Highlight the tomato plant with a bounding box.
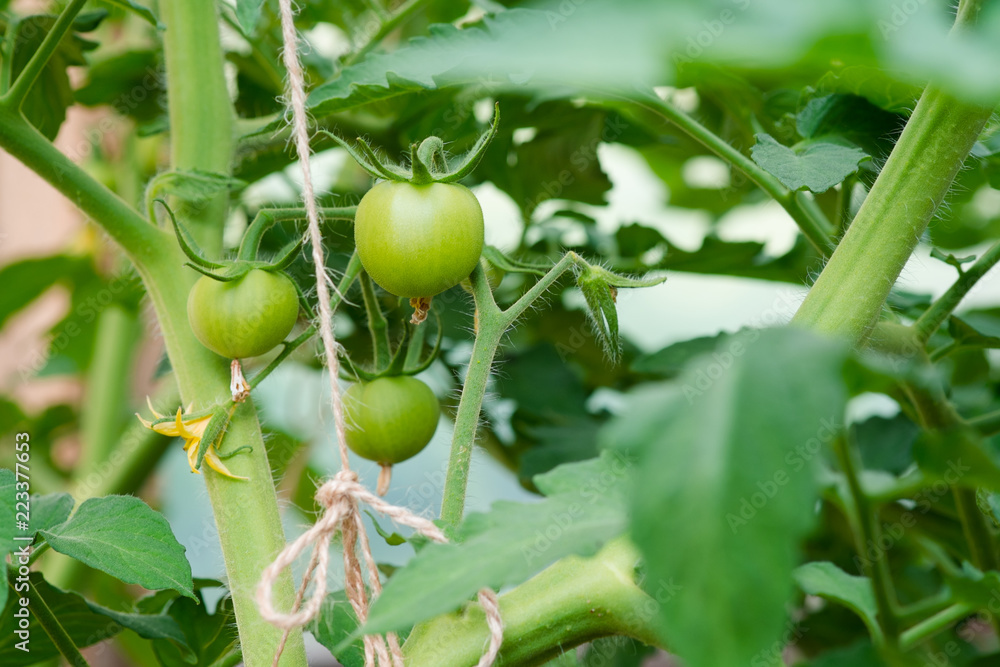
[354,182,484,298]
[5,1,1000,667]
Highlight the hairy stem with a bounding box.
[361,272,391,369]
[899,603,976,651]
[625,94,834,254]
[793,82,992,342]
[158,1,305,664]
[0,110,166,267]
[439,264,505,530]
[913,239,1000,343]
[403,539,662,666]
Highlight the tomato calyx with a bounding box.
[324,103,500,186]
[157,199,304,284]
[342,311,443,384]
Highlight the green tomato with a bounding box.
[187,269,299,359]
[343,376,440,465]
[354,181,485,298]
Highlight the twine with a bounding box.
[255,2,503,665]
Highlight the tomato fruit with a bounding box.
[343,376,439,465]
[354,181,484,298]
[187,269,299,359]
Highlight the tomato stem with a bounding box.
[403,538,663,665]
[439,263,504,530]
[620,92,835,255]
[912,239,1000,343]
[440,252,585,530]
[361,272,392,368]
[0,0,88,110]
[792,83,993,342]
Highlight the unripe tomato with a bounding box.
[343,376,440,465]
[354,181,484,298]
[187,269,299,359]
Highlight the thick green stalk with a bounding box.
[793,83,993,342]
[157,1,305,664]
[78,305,140,474]
[403,539,662,666]
[0,110,166,266]
[913,239,1000,343]
[159,0,233,251]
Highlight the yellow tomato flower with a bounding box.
[138,400,246,480]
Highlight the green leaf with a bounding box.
[809,641,883,667]
[236,0,266,35]
[630,333,731,378]
[0,573,122,665]
[9,12,105,140]
[362,451,630,635]
[365,510,407,546]
[751,133,869,193]
[84,599,188,644]
[816,66,921,113]
[99,0,161,28]
[607,328,849,667]
[150,595,240,666]
[75,49,166,123]
[0,469,18,558]
[854,414,919,475]
[147,169,247,206]
[793,562,881,640]
[38,495,195,598]
[310,591,366,667]
[29,492,74,535]
[913,428,998,489]
[0,256,91,329]
[948,316,1000,350]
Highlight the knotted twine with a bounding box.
[255,2,504,666]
